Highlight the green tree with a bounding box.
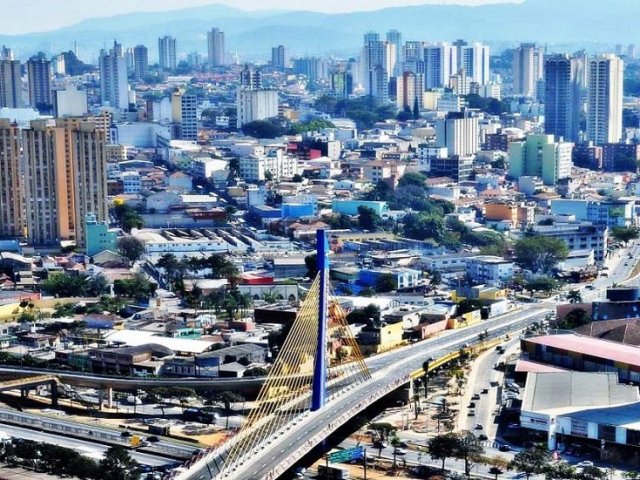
[368,422,397,442]
[117,236,145,264]
[612,227,640,245]
[453,430,485,477]
[241,118,285,139]
[576,466,606,480]
[567,289,583,304]
[402,212,444,241]
[398,172,427,188]
[427,433,459,471]
[156,253,186,291]
[558,307,592,329]
[375,273,396,293]
[99,446,138,480]
[514,236,569,273]
[113,273,156,299]
[214,391,245,429]
[389,434,401,467]
[41,273,108,297]
[525,276,558,293]
[357,205,382,231]
[429,270,442,289]
[544,461,576,479]
[413,96,420,119]
[289,119,335,134]
[489,466,505,480]
[346,304,381,324]
[508,445,551,480]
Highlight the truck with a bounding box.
[182,408,216,425]
[317,465,349,480]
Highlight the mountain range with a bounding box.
[1,0,638,63]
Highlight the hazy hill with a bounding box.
[1,0,637,62]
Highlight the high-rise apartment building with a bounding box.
[237,89,278,128]
[133,44,149,81]
[240,65,262,90]
[0,119,25,237]
[424,43,457,89]
[544,54,582,143]
[587,54,623,145]
[23,118,107,247]
[386,30,402,74]
[159,36,177,70]
[207,28,225,67]
[363,40,395,101]
[509,134,573,186]
[396,71,423,111]
[171,89,198,141]
[513,43,545,98]
[456,41,490,85]
[330,71,354,99]
[271,45,288,70]
[26,56,52,114]
[99,41,129,110]
[292,57,328,82]
[435,110,479,157]
[124,48,134,74]
[0,59,22,108]
[23,120,68,245]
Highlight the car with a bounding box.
[478,434,488,441]
[394,448,407,455]
[147,435,160,443]
[508,423,520,429]
[121,431,132,437]
[481,388,489,394]
[468,410,476,416]
[577,461,594,468]
[468,402,476,408]
[499,444,512,452]
[586,285,595,290]
[474,423,483,430]
[472,394,481,400]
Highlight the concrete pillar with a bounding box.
[98,389,103,410]
[548,419,557,451]
[106,387,113,409]
[50,381,58,407]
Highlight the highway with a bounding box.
[0,423,172,467]
[181,305,552,480]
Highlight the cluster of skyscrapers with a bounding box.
[359,31,492,108]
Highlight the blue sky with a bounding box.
[1,0,517,35]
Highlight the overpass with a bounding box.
[174,305,549,480]
[170,230,553,480]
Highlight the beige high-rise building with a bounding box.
[23,118,107,247]
[0,119,25,237]
[23,120,68,245]
[69,121,108,248]
[587,54,624,145]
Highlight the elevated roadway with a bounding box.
[176,304,551,480]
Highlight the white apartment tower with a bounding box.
[207,28,225,67]
[513,43,545,98]
[159,36,177,70]
[236,89,278,128]
[587,54,623,145]
[99,41,129,110]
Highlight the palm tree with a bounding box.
[429,270,443,290]
[489,467,504,480]
[389,434,401,468]
[567,289,583,304]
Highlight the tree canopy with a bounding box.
[514,236,568,273]
[41,273,109,298]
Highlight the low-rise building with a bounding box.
[465,256,514,285]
